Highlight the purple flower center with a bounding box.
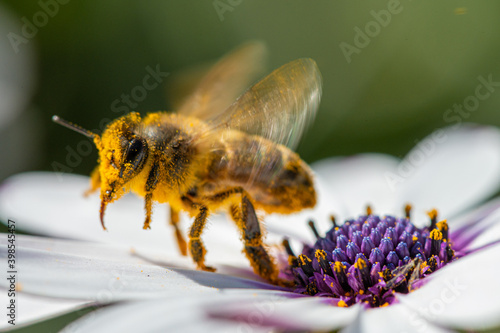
[283,206,459,308]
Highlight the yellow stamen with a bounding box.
[334,261,345,273]
[429,229,443,241]
[298,254,312,266]
[338,300,348,307]
[366,205,373,216]
[427,209,438,220]
[405,204,412,218]
[354,257,367,270]
[436,220,448,231]
[315,249,327,262]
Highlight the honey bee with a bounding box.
[52,42,322,284]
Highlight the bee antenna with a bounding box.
[52,115,99,139]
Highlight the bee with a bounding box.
[52,42,322,284]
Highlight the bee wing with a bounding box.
[176,41,267,120]
[191,58,321,187]
[207,58,322,150]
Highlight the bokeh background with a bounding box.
[1,1,500,331]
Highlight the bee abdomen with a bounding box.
[209,132,316,214]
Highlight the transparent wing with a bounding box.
[192,58,322,187]
[207,58,322,150]
[176,41,267,120]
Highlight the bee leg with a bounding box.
[170,206,187,256]
[84,166,101,197]
[188,203,215,272]
[237,196,280,284]
[143,160,160,230]
[143,193,153,230]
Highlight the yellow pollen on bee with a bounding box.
[430,229,443,241]
[338,300,348,307]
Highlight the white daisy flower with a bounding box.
[2,124,500,332]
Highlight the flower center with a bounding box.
[282,205,459,308]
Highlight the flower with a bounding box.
[2,124,500,332]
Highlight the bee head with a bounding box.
[52,113,149,204]
[98,112,149,203]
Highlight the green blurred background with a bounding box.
[1,0,500,331]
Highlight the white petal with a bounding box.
[395,125,500,225]
[0,289,89,330]
[0,234,276,301]
[454,204,500,250]
[447,197,500,230]
[312,154,400,219]
[0,172,248,266]
[63,290,358,333]
[62,290,295,333]
[209,294,360,331]
[340,303,451,333]
[400,242,500,330]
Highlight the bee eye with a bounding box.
[119,138,148,179]
[124,138,144,162]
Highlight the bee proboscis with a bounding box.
[53,42,322,284]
